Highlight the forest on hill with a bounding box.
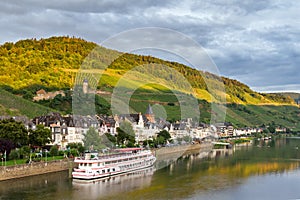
[0,36,298,130]
[0,36,294,104]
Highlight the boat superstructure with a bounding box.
[72,148,156,180]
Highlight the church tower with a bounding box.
[145,104,155,123]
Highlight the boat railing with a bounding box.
[74,151,152,161]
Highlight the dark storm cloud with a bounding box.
[0,0,299,92]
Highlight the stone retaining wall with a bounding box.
[154,143,213,162]
[0,160,73,181]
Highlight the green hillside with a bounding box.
[0,36,294,105]
[0,36,299,130]
[0,88,55,118]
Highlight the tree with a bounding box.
[99,133,116,148]
[116,128,127,145]
[19,145,31,159]
[268,125,276,134]
[0,119,29,147]
[182,135,192,143]
[29,124,51,147]
[119,121,135,137]
[0,138,14,159]
[83,127,102,151]
[67,142,85,154]
[104,133,117,144]
[157,130,171,140]
[116,121,135,146]
[156,130,171,145]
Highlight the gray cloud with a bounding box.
[0,0,299,92]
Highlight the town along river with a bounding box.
[1,137,300,200]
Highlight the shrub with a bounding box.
[70,149,79,157]
[19,146,30,159]
[9,149,19,160]
[58,150,65,156]
[49,145,59,156]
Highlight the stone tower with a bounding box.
[83,78,88,94]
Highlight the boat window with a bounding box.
[89,163,92,167]
[102,170,105,173]
[112,168,115,172]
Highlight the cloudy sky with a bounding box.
[1,0,300,93]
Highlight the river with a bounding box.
[1,137,300,200]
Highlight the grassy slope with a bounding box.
[0,88,55,118]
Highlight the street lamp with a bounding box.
[44,149,48,166]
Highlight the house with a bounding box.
[33,113,100,150]
[33,89,65,101]
[98,115,119,135]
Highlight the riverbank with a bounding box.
[0,143,212,181]
[0,159,73,181]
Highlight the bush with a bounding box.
[58,150,65,156]
[49,145,59,156]
[67,142,85,153]
[70,148,79,157]
[42,151,50,157]
[9,149,19,160]
[20,146,31,158]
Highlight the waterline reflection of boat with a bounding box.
[72,167,155,199]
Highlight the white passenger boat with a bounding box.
[72,148,156,180]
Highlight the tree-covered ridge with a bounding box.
[0,36,295,105]
[0,36,94,89]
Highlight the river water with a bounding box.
[1,138,300,200]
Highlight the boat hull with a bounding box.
[72,163,154,180]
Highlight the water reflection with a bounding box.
[108,138,300,200]
[1,138,300,200]
[71,167,155,200]
[0,171,72,200]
